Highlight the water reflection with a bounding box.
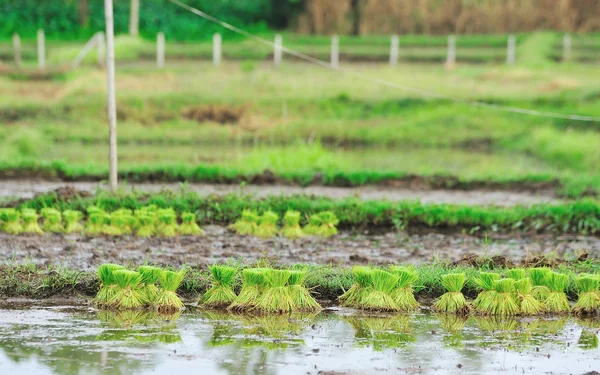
[345,314,415,351]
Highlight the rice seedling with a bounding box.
[573,274,600,315]
[514,278,544,315]
[339,266,373,307]
[545,272,571,314]
[135,209,156,237]
[21,208,43,234]
[179,212,205,235]
[156,208,178,237]
[281,210,304,239]
[40,208,63,233]
[202,265,238,308]
[101,212,124,236]
[304,211,339,237]
[360,269,400,311]
[255,269,295,313]
[110,209,136,235]
[255,210,279,238]
[488,279,520,316]
[86,210,108,235]
[389,266,419,311]
[229,210,260,235]
[62,210,84,233]
[138,266,164,305]
[529,268,551,301]
[578,329,599,350]
[110,269,145,309]
[229,268,267,311]
[95,263,126,307]
[156,269,186,313]
[302,213,322,235]
[506,268,526,281]
[473,272,501,314]
[434,273,471,314]
[0,208,22,235]
[286,270,321,311]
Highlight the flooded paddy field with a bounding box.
[0,303,598,375]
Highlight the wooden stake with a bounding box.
[390,34,399,66]
[12,33,21,68]
[157,32,165,68]
[274,34,282,67]
[213,33,221,67]
[104,0,118,191]
[331,35,339,68]
[507,34,516,65]
[37,29,45,70]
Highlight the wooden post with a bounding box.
[129,0,139,36]
[390,34,399,66]
[331,34,339,68]
[37,29,45,70]
[97,32,105,67]
[12,33,21,68]
[213,33,221,67]
[445,35,456,69]
[157,32,165,68]
[563,34,571,62]
[104,0,118,192]
[507,34,516,65]
[274,34,282,67]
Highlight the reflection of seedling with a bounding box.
[514,278,545,315]
[111,270,145,309]
[202,265,237,308]
[578,329,599,350]
[437,314,467,349]
[361,270,400,311]
[506,268,526,281]
[63,210,83,233]
[179,212,205,235]
[156,208,178,237]
[281,210,304,239]
[346,315,415,351]
[434,273,471,314]
[229,268,267,311]
[256,210,279,238]
[41,208,63,233]
[339,266,373,307]
[256,269,294,313]
[573,274,600,315]
[157,269,186,313]
[473,272,500,314]
[229,210,259,235]
[545,272,571,314]
[476,315,519,332]
[138,266,163,305]
[21,208,43,234]
[529,268,551,301]
[390,266,419,311]
[95,263,125,307]
[489,279,520,316]
[287,270,321,311]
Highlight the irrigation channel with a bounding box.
[0,302,598,375]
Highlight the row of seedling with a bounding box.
[229,210,339,238]
[340,266,600,316]
[201,265,321,313]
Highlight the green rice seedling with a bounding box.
[156,208,178,237]
[360,269,400,311]
[545,272,571,314]
[255,269,295,313]
[138,266,164,305]
[40,208,63,233]
[62,210,83,233]
[86,210,107,235]
[110,270,145,309]
[281,210,304,239]
[489,279,520,316]
[156,269,186,313]
[573,274,600,315]
[306,211,339,237]
[229,268,267,311]
[179,212,205,235]
[529,268,551,301]
[506,269,526,281]
[229,210,259,235]
[302,213,322,235]
[514,278,544,315]
[287,270,321,311]
[473,272,501,314]
[389,266,419,311]
[339,266,373,307]
[135,209,157,237]
[202,265,238,308]
[101,212,123,236]
[1,208,22,235]
[111,209,135,235]
[21,208,43,234]
[434,273,471,314]
[255,210,279,238]
[95,263,126,307]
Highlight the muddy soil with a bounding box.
[1,228,598,269]
[0,180,560,206]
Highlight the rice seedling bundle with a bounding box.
[229,268,267,311]
[179,212,205,235]
[229,210,259,235]
[573,274,600,315]
[95,263,126,307]
[0,208,22,235]
[157,208,178,237]
[473,272,500,314]
[281,210,304,239]
[506,269,526,281]
[101,212,124,236]
[360,269,400,311]
[255,269,295,313]
[339,266,373,307]
[62,210,83,233]
[202,265,237,308]
[41,208,63,233]
[135,209,157,237]
[309,211,339,237]
[86,210,108,235]
[529,268,551,301]
[138,266,164,305]
[489,279,520,316]
[110,270,145,309]
[286,270,321,311]
[110,209,135,235]
[255,210,279,238]
[389,266,420,311]
[514,278,545,315]
[157,269,186,313]
[302,213,322,235]
[21,208,43,234]
[434,273,470,314]
[545,272,571,313]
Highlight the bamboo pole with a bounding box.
[105,0,118,191]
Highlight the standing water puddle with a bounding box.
[0,304,598,374]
